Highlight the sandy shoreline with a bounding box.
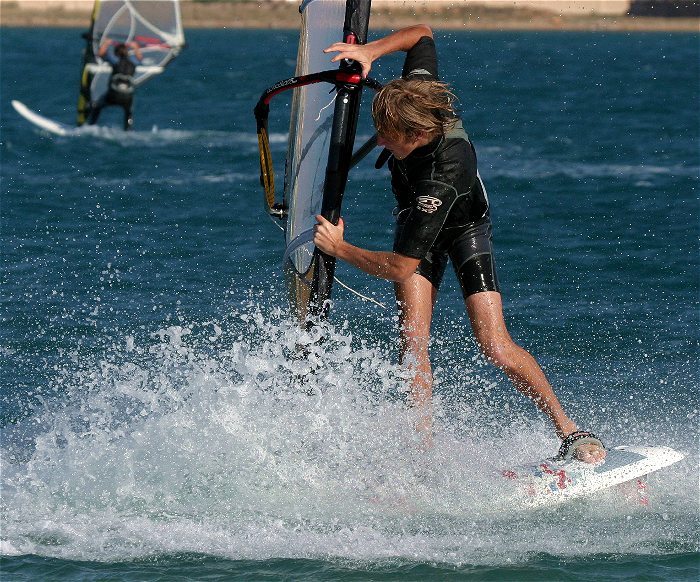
[0,1,698,31]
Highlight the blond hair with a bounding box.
[371,78,457,141]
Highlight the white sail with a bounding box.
[284,0,347,284]
[254,0,372,320]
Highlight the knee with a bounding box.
[479,338,519,371]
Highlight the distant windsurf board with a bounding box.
[502,445,684,509]
[12,100,72,136]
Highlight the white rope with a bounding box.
[333,275,387,309]
[267,213,285,231]
[315,92,338,122]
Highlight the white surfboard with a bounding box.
[11,100,73,136]
[502,445,685,509]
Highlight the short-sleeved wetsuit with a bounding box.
[387,36,500,299]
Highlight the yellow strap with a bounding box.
[76,67,91,125]
[77,0,101,126]
[257,128,275,211]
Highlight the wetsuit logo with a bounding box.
[416,196,442,213]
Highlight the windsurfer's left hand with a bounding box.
[313,215,345,257]
[323,42,374,78]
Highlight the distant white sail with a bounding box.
[77,0,185,125]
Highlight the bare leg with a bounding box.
[87,101,103,125]
[394,273,438,444]
[465,291,605,462]
[123,103,134,131]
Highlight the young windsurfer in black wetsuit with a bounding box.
[313,25,606,463]
[87,41,143,131]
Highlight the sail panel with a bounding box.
[284,0,347,281]
[283,0,372,321]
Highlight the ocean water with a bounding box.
[1,26,698,581]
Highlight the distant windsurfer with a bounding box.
[313,25,606,463]
[87,40,143,131]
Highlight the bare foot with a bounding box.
[414,410,433,451]
[558,431,606,463]
[574,442,607,464]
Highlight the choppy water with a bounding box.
[1,27,698,581]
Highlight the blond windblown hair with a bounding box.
[371,78,457,141]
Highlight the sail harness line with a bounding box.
[315,92,338,122]
[334,278,386,309]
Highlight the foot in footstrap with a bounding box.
[556,430,606,463]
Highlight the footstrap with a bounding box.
[556,431,605,461]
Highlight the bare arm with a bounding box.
[324,24,433,78]
[97,41,111,58]
[128,41,143,61]
[314,215,420,282]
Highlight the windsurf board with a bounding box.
[11,100,72,136]
[502,445,685,508]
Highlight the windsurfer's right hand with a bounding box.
[323,43,374,78]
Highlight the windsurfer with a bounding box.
[313,24,606,464]
[87,40,143,131]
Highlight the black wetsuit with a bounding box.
[388,36,500,298]
[87,51,138,131]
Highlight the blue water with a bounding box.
[1,27,698,581]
